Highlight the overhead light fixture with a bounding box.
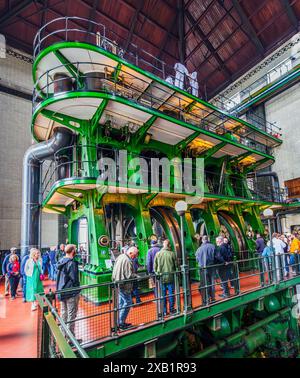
[144,133,152,144]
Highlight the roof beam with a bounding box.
[123,0,143,52]
[87,0,99,32]
[185,9,232,78]
[186,22,240,68]
[0,0,33,27]
[76,0,178,62]
[185,0,219,40]
[4,33,33,54]
[178,0,185,64]
[282,0,299,30]
[157,14,178,60]
[231,0,264,54]
[118,0,178,41]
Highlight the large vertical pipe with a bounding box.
[21,127,73,257]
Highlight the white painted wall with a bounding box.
[0,47,58,250]
[265,82,300,186]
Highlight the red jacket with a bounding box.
[7,261,20,276]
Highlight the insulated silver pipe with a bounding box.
[21,127,73,257]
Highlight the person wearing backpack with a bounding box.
[56,244,80,339]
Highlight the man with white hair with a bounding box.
[2,247,17,296]
[112,246,138,330]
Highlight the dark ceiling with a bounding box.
[1,0,300,98]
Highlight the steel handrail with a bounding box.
[32,61,276,150]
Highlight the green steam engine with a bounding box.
[23,17,300,358]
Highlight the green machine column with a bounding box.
[83,191,112,303]
[80,140,98,178]
[183,210,197,260]
[136,195,157,266]
[204,202,221,239]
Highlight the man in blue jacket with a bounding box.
[56,244,80,339]
[195,236,216,306]
[2,247,17,296]
[49,246,57,280]
[20,253,29,302]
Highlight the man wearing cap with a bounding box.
[146,239,161,295]
[146,240,160,275]
[154,239,178,315]
[2,247,17,296]
[112,246,138,330]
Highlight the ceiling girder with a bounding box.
[231,0,265,54]
[0,0,33,27]
[123,0,144,51]
[185,9,232,78]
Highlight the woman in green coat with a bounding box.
[25,248,44,311]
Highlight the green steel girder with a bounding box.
[53,50,84,88]
[141,193,158,209]
[200,141,227,159]
[57,187,86,205]
[41,109,85,135]
[184,100,197,113]
[229,151,253,164]
[243,158,270,174]
[212,199,229,211]
[174,131,201,154]
[91,99,109,135]
[32,41,282,147]
[33,91,275,167]
[44,204,66,215]
[44,313,77,358]
[90,278,300,358]
[112,62,122,81]
[133,115,157,147]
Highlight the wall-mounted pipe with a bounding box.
[21,127,73,257]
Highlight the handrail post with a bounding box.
[112,283,119,335]
[37,294,50,358]
[174,271,181,314]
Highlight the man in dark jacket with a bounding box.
[56,244,80,337]
[223,238,239,295]
[255,233,265,254]
[146,240,160,274]
[255,233,266,286]
[195,235,216,305]
[49,246,57,280]
[56,244,65,264]
[215,236,230,298]
[20,253,29,302]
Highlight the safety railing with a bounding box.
[212,51,300,117]
[41,144,285,204]
[32,59,280,149]
[33,16,187,93]
[211,94,281,137]
[36,251,300,356]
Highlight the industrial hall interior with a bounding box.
[2,0,300,361]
